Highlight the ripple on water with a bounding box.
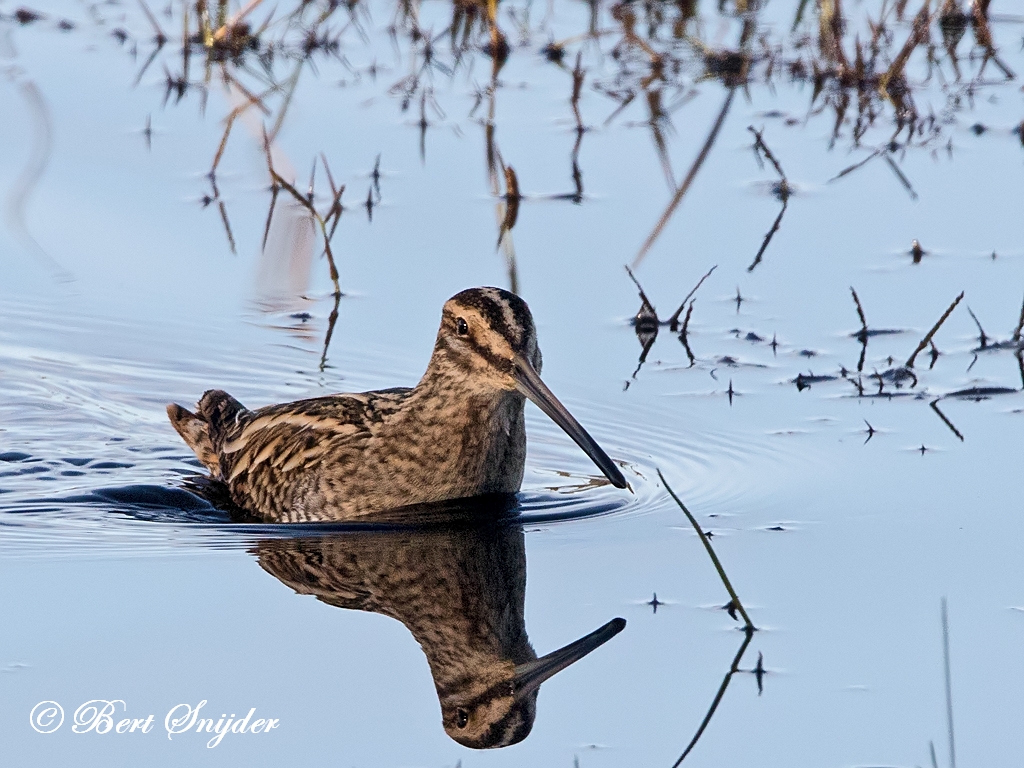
[0,299,799,557]
[0,411,798,557]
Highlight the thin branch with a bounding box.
[906,292,964,368]
[851,286,869,336]
[966,306,988,349]
[747,197,788,272]
[882,153,919,200]
[210,89,269,175]
[679,302,696,365]
[658,469,755,630]
[828,148,883,182]
[625,265,658,316]
[748,125,787,179]
[930,399,964,441]
[667,265,717,329]
[217,200,236,253]
[1013,293,1024,343]
[745,127,791,272]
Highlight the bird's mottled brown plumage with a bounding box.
[168,287,626,522]
[255,498,624,748]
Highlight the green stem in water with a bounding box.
[657,468,755,631]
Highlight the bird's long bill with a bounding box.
[513,618,626,698]
[512,354,628,489]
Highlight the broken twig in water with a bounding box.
[966,306,988,349]
[668,265,718,329]
[906,292,964,368]
[851,286,868,340]
[930,399,964,442]
[746,126,791,272]
[748,200,788,273]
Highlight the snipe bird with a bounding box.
[256,498,625,748]
[168,287,627,521]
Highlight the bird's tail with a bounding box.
[166,390,248,478]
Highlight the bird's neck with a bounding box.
[374,356,527,498]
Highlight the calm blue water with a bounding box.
[2,0,1024,765]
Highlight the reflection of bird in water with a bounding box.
[255,498,625,748]
[168,287,627,521]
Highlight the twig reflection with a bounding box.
[746,126,792,272]
[671,628,754,768]
[658,469,757,766]
[624,265,716,382]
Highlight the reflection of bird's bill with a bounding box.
[512,617,626,697]
[512,354,628,489]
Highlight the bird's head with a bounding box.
[432,287,627,489]
[440,617,626,749]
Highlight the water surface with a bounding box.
[2,0,1024,765]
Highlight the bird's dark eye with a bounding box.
[456,317,469,336]
[455,708,469,729]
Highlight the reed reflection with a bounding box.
[253,495,625,748]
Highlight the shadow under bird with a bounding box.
[168,287,628,521]
[255,497,625,748]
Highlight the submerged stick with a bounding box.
[906,292,963,368]
[658,469,755,630]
